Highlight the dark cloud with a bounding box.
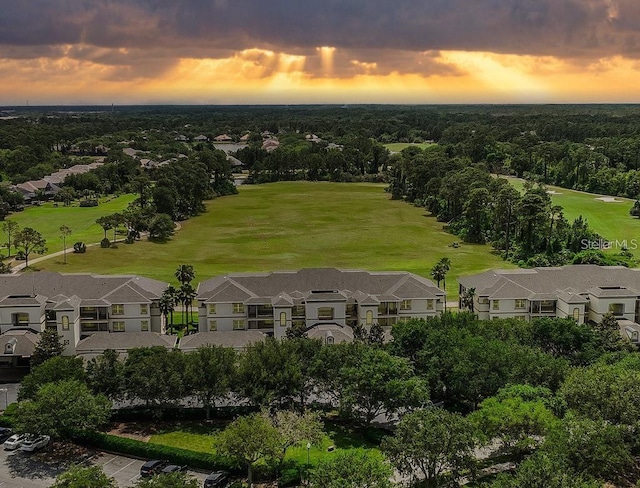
[0,0,639,64]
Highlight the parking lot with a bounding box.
[0,447,211,487]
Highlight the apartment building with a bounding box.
[0,272,167,365]
[196,268,446,345]
[458,265,640,341]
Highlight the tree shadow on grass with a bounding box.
[322,420,389,449]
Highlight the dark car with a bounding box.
[0,428,12,443]
[160,464,187,475]
[204,471,230,488]
[140,459,168,477]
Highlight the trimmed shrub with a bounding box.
[72,431,238,473]
[79,199,99,207]
[73,242,86,253]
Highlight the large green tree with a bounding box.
[86,349,125,402]
[382,408,477,488]
[30,328,65,368]
[309,449,393,488]
[1,220,19,257]
[20,355,85,400]
[215,413,281,486]
[185,344,237,420]
[14,226,47,267]
[124,347,186,406]
[14,380,111,440]
[51,465,117,488]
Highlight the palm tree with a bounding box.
[430,262,445,288]
[174,264,196,286]
[180,282,197,330]
[461,287,476,313]
[159,287,177,333]
[438,257,451,291]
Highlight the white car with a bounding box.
[19,435,50,452]
[3,433,27,450]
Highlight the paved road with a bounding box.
[0,447,211,487]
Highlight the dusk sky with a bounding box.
[1,0,640,105]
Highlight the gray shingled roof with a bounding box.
[75,332,176,353]
[0,272,166,305]
[459,265,640,299]
[1,330,38,357]
[197,268,444,304]
[179,331,266,350]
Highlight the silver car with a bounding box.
[3,433,27,450]
[20,435,50,452]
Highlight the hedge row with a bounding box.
[72,430,239,473]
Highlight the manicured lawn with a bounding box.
[4,194,135,256]
[148,420,383,466]
[36,182,510,300]
[384,142,435,152]
[503,177,639,258]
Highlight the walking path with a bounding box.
[10,222,182,273]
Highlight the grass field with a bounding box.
[4,194,136,255]
[384,142,435,152]
[503,177,639,258]
[148,420,382,467]
[35,182,509,300]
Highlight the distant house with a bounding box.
[214,134,233,142]
[174,134,188,142]
[14,180,60,201]
[262,138,280,152]
[305,134,321,143]
[227,155,244,170]
[458,265,640,340]
[239,133,251,142]
[193,135,209,142]
[196,268,446,346]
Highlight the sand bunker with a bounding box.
[595,196,623,203]
[547,190,562,195]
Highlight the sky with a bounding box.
[1,0,640,105]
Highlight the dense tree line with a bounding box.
[388,144,636,266]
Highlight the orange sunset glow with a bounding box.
[1,1,640,105]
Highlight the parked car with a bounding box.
[20,435,50,452]
[160,464,187,475]
[140,459,168,477]
[0,427,13,442]
[3,433,27,450]
[204,471,230,488]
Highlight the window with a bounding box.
[293,305,306,317]
[140,304,148,315]
[609,303,624,316]
[280,312,287,327]
[233,319,245,330]
[400,300,412,310]
[633,331,639,342]
[515,299,526,309]
[481,298,490,305]
[573,308,580,321]
[112,321,125,332]
[12,313,29,326]
[493,300,500,310]
[141,320,149,331]
[233,303,244,314]
[366,310,373,325]
[111,304,124,315]
[326,336,335,345]
[208,304,217,314]
[427,299,434,310]
[209,320,217,331]
[61,315,70,331]
[318,307,334,320]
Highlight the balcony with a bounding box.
[247,305,274,319]
[530,300,556,315]
[81,321,109,333]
